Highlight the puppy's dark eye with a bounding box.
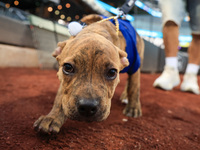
[63,63,74,75]
[106,69,117,80]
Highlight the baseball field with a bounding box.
[0,68,200,149]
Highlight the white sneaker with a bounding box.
[153,65,180,90]
[180,73,200,95]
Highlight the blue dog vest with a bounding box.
[102,16,140,75]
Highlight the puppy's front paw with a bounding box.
[33,115,62,134]
[123,105,142,118]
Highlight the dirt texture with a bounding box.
[0,68,200,150]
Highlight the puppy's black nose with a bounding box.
[77,99,98,117]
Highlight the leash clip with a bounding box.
[116,8,126,19]
[117,0,136,19]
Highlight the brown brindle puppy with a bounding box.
[34,14,144,133]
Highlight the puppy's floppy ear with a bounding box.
[52,40,67,58]
[116,47,129,70]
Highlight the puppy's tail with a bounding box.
[80,14,102,25]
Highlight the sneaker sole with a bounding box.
[180,87,200,95]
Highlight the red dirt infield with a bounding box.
[0,68,200,149]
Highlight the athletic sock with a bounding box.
[185,64,199,75]
[165,57,178,69]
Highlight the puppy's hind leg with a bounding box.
[34,85,66,134]
[123,69,142,118]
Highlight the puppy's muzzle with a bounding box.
[77,99,99,117]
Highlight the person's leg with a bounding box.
[181,34,200,94]
[153,0,186,90]
[160,0,186,68]
[163,21,179,58]
[188,34,200,65]
[181,35,200,95]
[162,21,179,69]
[186,0,200,65]
[180,0,200,94]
